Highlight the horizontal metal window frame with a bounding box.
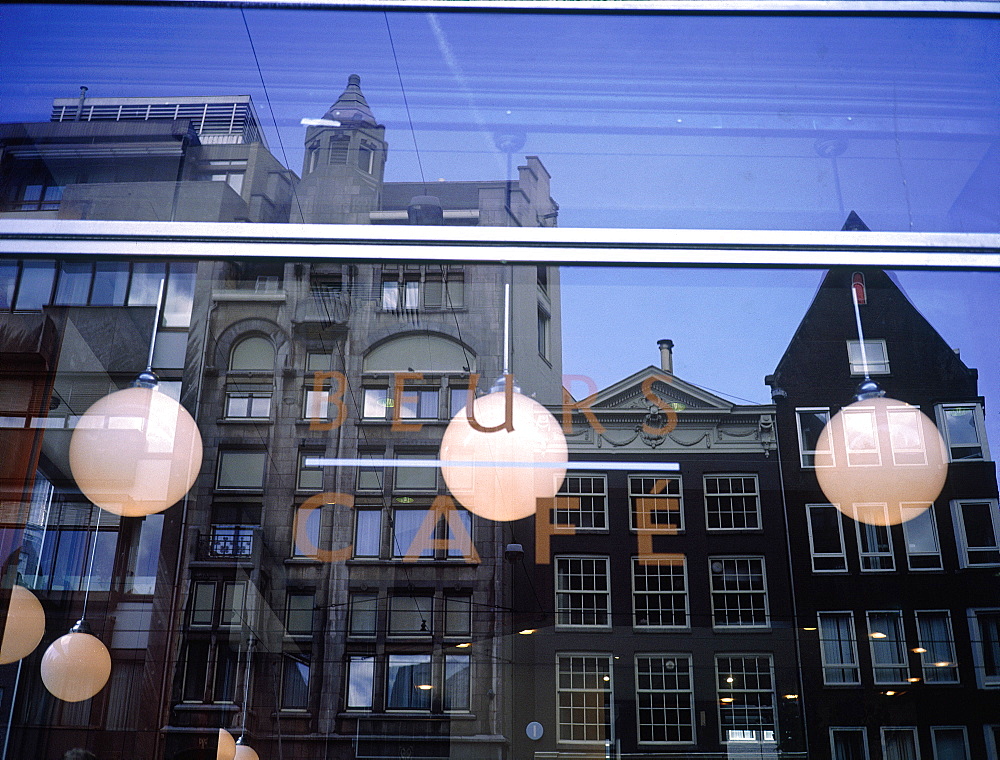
[148,1,1000,16]
[1,221,998,269]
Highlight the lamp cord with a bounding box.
[80,506,101,621]
[851,285,870,380]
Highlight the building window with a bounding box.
[12,181,63,211]
[556,654,612,743]
[936,403,989,462]
[830,728,870,760]
[796,408,833,467]
[388,595,433,636]
[705,474,760,530]
[297,451,324,491]
[930,727,971,760]
[552,474,608,531]
[216,450,266,491]
[393,453,438,492]
[444,654,471,712]
[716,655,775,743]
[225,385,272,419]
[189,582,216,627]
[847,339,890,375]
[328,135,350,164]
[881,728,918,760]
[293,505,321,559]
[303,382,332,421]
[345,655,375,710]
[635,654,694,744]
[538,307,551,359]
[305,351,333,372]
[357,145,374,173]
[348,592,378,638]
[280,654,310,710]
[353,510,382,558]
[286,593,315,636]
[444,594,472,637]
[362,387,390,419]
[629,475,683,533]
[208,525,254,558]
[229,336,275,372]
[866,611,908,684]
[807,504,848,572]
[381,266,463,312]
[969,609,1000,688]
[398,387,440,420]
[709,557,769,628]
[632,556,688,629]
[356,451,385,492]
[915,611,959,683]
[818,612,860,685]
[855,514,895,571]
[902,505,943,570]
[386,654,432,711]
[986,725,1000,760]
[391,508,472,560]
[181,640,242,704]
[555,556,611,627]
[951,500,1000,567]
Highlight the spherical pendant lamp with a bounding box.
[234,739,260,760]
[69,378,202,518]
[39,620,112,702]
[217,729,237,760]
[440,388,567,522]
[815,396,947,526]
[0,584,46,664]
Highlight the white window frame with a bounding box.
[854,509,896,572]
[224,387,272,419]
[818,611,860,685]
[901,504,943,571]
[935,403,990,462]
[951,499,1000,568]
[629,474,683,533]
[930,726,971,760]
[880,728,920,760]
[968,608,1000,689]
[866,610,909,684]
[555,556,612,628]
[715,655,776,745]
[796,407,833,468]
[631,555,689,629]
[553,473,609,532]
[634,654,695,745]
[704,473,761,531]
[847,338,890,375]
[986,724,1000,760]
[709,556,770,629]
[914,610,960,683]
[807,503,848,572]
[556,653,613,745]
[830,728,870,760]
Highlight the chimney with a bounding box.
[75,86,88,121]
[407,196,444,225]
[657,339,674,374]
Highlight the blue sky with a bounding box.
[1,4,997,440]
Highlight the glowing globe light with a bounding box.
[0,584,46,664]
[234,742,260,760]
[440,390,567,522]
[40,622,112,702]
[217,729,237,760]
[69,386,203,517]
[815,397,947,526]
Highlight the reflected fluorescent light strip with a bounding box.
[300,117,341,127]
[305,457,680,471]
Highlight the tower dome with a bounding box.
[323,74,377,126]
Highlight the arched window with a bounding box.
[230,336,275,371]
[362,334,473,373]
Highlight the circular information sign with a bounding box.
[525,722,544,741]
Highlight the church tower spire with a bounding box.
[292,74,388,224]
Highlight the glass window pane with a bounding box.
[162,262,196,327]
[444,655,471,711]
[281,655,310,710]
[13,260,55,311]
[354,510,381,558]
[53,261,92,305]
[90,261,130,305]
[128,262,166,306]
[394,453,437,491]
[286,593,315,635]
[347,656,375,710]
[445,595,472,636]
[230,336,274,371]
[217,450,266,489]
[190,582,215,626]
[349,593,378,636]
